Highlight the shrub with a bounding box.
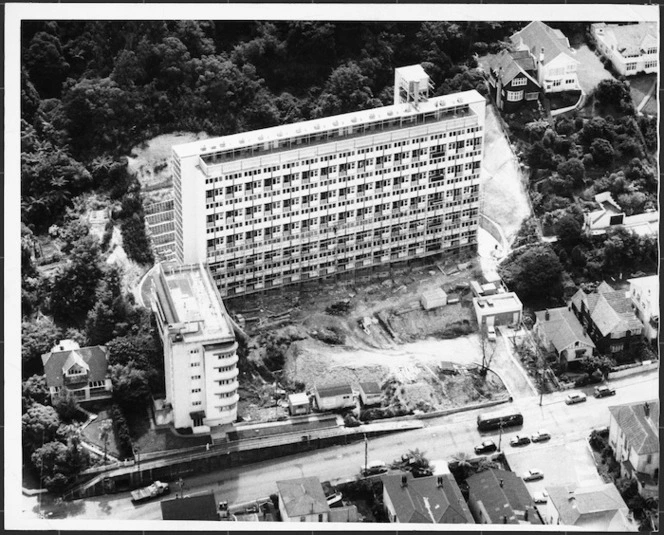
[110,403,133,458]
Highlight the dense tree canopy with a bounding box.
[499,244,564,301]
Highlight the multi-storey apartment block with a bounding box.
[151,262,238,432]
[172,66,486,297]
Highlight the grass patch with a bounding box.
[548,90,582,111]
[82,409,122,458]
[126,408,210,454]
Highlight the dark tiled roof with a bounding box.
[570,284,643,337]
[535,307,595,353]
[511,21,576,66]
[315,383,353,398]
[382,473,473,524]
[42,345,108,388]
[359,381,382,395]
[609,400,659,455]
[277,476,330,518]
[486,49,540,86]
[161,494,218,521]
[466,469,541,525]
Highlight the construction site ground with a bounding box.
[230,256,510,421]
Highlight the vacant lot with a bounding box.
[573,44,615,94]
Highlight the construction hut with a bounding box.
[421,288,448,310]
[288,392,311,416]
[359,382,383,406]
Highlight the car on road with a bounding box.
[594,386,616,398]
[487,325,497,342]
[474,440,498,455]
[565,392,587,405]
[533,490,549,504]
[523,469,544,482]
[360,460,388,477]
[531,429,551,443]
[510,435,531,447]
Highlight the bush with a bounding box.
[110,403,133,458]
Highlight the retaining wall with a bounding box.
[608,360,658,380]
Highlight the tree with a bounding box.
[24,31,70,98]
[22,317,61,378]
[590,138,615,167]
[312,61,381,118]
[498,244,564,301]
[86,266,131,345]
[478,326,497,375]
[557,158,585,187]
[31,440,69,491]
[555,215,583,249]
[52,389,81,423]
[109,363,151,409]
[99,419,113,463]
[22,375,50,412]
[594,79,635,115]
[451,451,473,479]
[22,403,61,451]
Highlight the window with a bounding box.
[566,79,575,84]
[626,62,637,71]
[506,90,524,102]
[610,343,624,353]
[318,514,324,522]
[193,417,204,427]
[647,454,652,464]
[552,80,562,87]
[192,401,202,406]
[645,60,657,69]
[525,92,539,101]
[191,375,201,380]
[512,77,527,87]
[192,388,202,393]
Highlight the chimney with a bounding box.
[545,310,550,321]
[401,474,408,488]
[525,509,529,522]
[437,476,444,488]
[644,402,650,417]
[503,515,508,524]
[539,47,545,63]
[499,479,504,488]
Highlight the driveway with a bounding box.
[572,44,615,95]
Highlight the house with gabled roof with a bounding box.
[358,381,382,406]
[382,473,474,524]
[592,22,658,76]
[276,476,330,522]
[481,49,542,112]
[313,383,355,411]
[545,482,636,530]
[608,400,659,499]
[534,306,595,363]
[510,21,580,93]
[466,468,542,525]
[570,282,644,356]
[41,339,112,403]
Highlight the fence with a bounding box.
[608,360,658,380]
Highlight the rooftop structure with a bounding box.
[160,494,218,521]
[277,476,330,522]
[609,400,659,456]
[534,306,595,360]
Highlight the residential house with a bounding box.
[608,400,659,499]
[382,473,474,524]
[534,306,596,363]
[161,493,219,521]
[545,483,636,531]
[570,282,644,356]
[510,21,580,93]
[41,339,112,403]
[358,382,382,406]
[288,392,311,416]
[591,22,658,76]
[313,383,355,411]
[473,292,523,327]
[627,275,659,342]
[483,49,542,112]
[584,192,659,236]
[276,476,330,522]
[466,468,542,525]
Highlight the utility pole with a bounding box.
[498,422,504,452]
[134,447,141,484]
[364,433,368,475]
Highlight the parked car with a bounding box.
[533,491,549,504]
[487,325,497,342]
[523,469,544,482]
[130,481,170,503]
[594,386,616,398]
[361,460,388,477]
[510,435,531,447]
[474,440,498,455]
[531,429,551,443]
[326,492,343,507]
[565,392,587,405]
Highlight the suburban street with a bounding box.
[23,370,657,524]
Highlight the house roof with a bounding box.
[41,342,108,388]
[486,49,540,87]
[288,392,309,405]
[466,469,541,524]
[546,483,631,530]
[593,22,658,58]
[570,285,643,338]
[277,477,330,518]
[609,400,659,455]
[359,381,382,395]
[315,383,353,398]
[535,306,595,353]
[160,494,218,521]
[382,473,473,524]
[595,192,622,212]
[511,21,578,66]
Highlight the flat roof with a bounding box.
[172,90,485,160]
[474,292,523,315]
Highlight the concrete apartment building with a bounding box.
[151,262,239,432]
[171,65,486,297]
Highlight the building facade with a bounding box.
[313,383,355,411]
[172,66,485,297]
[627,275,659,342]
[591,22,658,76]
[151,262,239,432]
[534,306,595,363]
[473,292,523,327]
[484,49,541,112]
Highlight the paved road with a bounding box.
[22,371,657,523]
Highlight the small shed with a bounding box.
[470,280,484,298]
[288,392,311,416]
[359,381,382,406]
[421,288,448,310]
[314,383,355,411]
[481,283,498,296]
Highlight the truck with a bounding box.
[131,481,170,503]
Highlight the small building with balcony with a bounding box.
[41,339,112,403]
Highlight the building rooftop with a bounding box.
[483,49,539,86]
[160,494,218,521]
[382,473,473,524]
[511,21,578,66]
[609,399,659,455]
[277,476,330,518]
[288,392,310,405]
[152,262,234,341]
[41,341,108,388]
[473,292,523,315]
[315,383,353,398]
[546,483,633,531]
[593,22,658,57]
[395,64,430,82]
[466,468,541,525]
[172,90,485,161]
[571,284,644,337]
[535,306,595,352]
[359,381,382,395]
